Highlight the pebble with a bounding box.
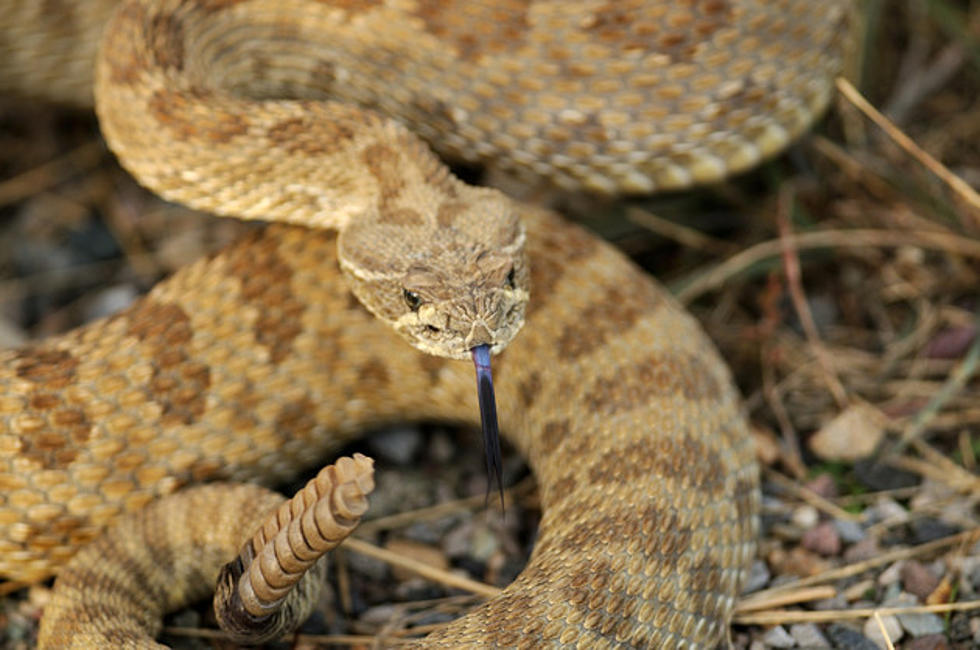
[877,560,905,587]
[761,625,795,648]
[825,623,879,650]
[345,545,389,582]
[808,402,886,461]
[404,515,457,545]
[369,470,432,517]
[910,517,961,545]
[898,611,946,637]
[84,284,139,321]
[903,634,950,650]
[863,613,904,648]
[443,519,500,563]
[844,537,880,563]
[789,622,830,647]
[801,521,841,556]
[901,560,942,600]
[855,460,919,491]
[834,518,867,544]
[368,426,423,465]
[865,498,909,525]
[970,616,980,643]
[742,559,771,594]
[791,505,820,529]
[804,473,838,499]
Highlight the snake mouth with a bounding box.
[471,344,503,508]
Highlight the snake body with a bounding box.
[0,0,849,646]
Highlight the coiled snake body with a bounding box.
[0,0,849,646]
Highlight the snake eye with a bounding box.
[506,266,516,289]
[403,289,422,311]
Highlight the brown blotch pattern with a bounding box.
[103,2,149,85]
[361,143,405,207]
[587,0,732,59]
[412,0,530,62]
[378,207,424,227]
[556,266,661,360]
[315,0,382,15]
[435,199,467,229]
[537,418,569,457]
[265,116,355,156]
[148,88,249,144]
[225,236,305,364]
[197,0,251,12]
[16,390,91,470]
[587,437,724,496]
[517,370,540,409]
[14,347,78,388]
[148,12,185,71]
[273,396,317,442]
[125,301,211,426]
[357,357,390,387]
[525,221,598,317]
[418,354,448,385]
[584,352,721,414]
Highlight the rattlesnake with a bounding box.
[0,0,849,646]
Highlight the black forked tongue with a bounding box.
[471,344,504,510]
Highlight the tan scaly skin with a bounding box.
[0,0,850,646]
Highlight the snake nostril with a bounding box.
[425,325,440,333]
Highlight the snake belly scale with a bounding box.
[0,0,849,646]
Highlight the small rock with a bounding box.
[789,622,830,647]
[742,559,771,594]
[804,473,838,499]
[878,560,905,587]
[84,284,139,321]
[813,593,850,611]
[925,325,976,359]
[855,460,919,491]
[761,625,795,648]
[358,603,400,625]
[346,544,391,582]
[865,498,909,525]
[903,634,950,650]
[808,401,887,462]
[792,505,820,529]
[834,518,867,544]
[428,430,454,463]
[910,518,961,545]
[844,537,881,563]
[443,519,500,563]
[767,546,829,578]
[901,560,942,600]
[368,426,423,465]
[897,611,946,638]
[825,623,879,650]
[751,426,781,465]
[970,616,980,643]
[801,521,841,556]
[864,613,904,648]
[404,515,457,545]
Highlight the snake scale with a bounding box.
[0,0,849,646]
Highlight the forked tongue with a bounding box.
[471,344,504,509]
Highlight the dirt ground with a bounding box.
[1,1,980,648]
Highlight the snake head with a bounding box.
[337,188,529,360]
